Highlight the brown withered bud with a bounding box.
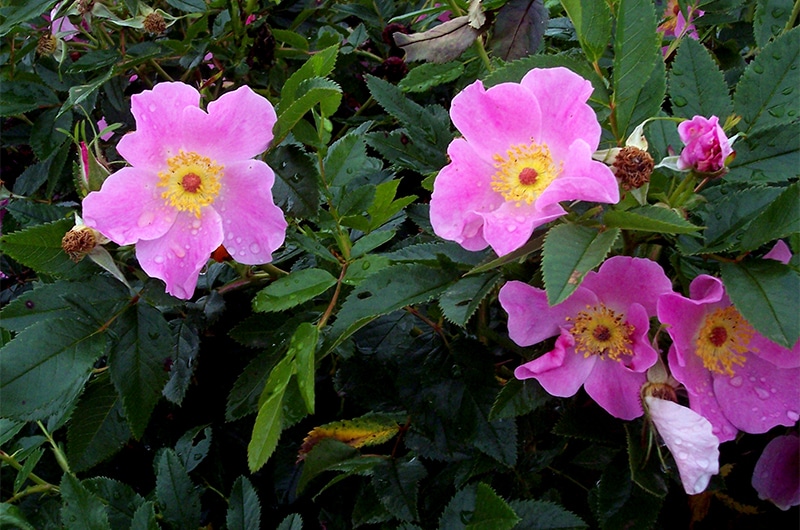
[612,146,654,191]
[62,226,98,262]
[144,12,167,34]
[37,34,58,56]
[78,0,94,15]
[644,383,678,403]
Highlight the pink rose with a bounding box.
[676,115,734,174]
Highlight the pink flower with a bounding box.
[658,0,704,39]
[677,115,734,173]
[429,68,619,256]
[82,82,287,299]
[657,259,800,442]
[752,434,800,510]
[644,395,720,495]
[49,3,79,40]
[499,257,672,419]
[96,117,113,141]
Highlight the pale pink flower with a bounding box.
[96,117,113,141]
[657,247,800,442]
[658,0,704,40]
[49,3,79,40]
[645,395,720,495]
[499,257,672,419]
[676,115,734,173]
[82,82,287,299]
[752,434,800,510]
[429,67,618,256]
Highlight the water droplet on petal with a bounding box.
[192,219,201,229]
[788,411,800,422]
[249,243,260,253]
[191,229,198,235]
[729,376,743,387]
[678,451,689,461]
[137,210,155,227]
[755,387,770,400]
[506,225,517,232]
[696,458,709,469]
[674,438,682,445]
[235,237,242,244]
[227,232,234,240]
[239,250,246,257]
[171,244,186,258]
[154,255,165,264]
[149,103,157,112]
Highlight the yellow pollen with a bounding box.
[695,306,754,376]
[158,150,223,217]
[490,143,562,205]
[568,304,634,360]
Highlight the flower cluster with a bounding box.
[82,82,287,299]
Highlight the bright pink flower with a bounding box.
[677,116,734,173]
[49,3,79,40]
[645,396,719,495]
[82,82,287,299]
[429,68,618,256]
[658,0,704,39]
[96,117,113,141]
[657,255,800,442]
[499,257,672,419]
[752,434,800,510]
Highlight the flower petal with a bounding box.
[537,139,619,209]
[480,200,564,256]
[583,256,673,316]
[515,332,596,398]
[181,85,278,164]
[135,209,223,299]
[450,80,542,162]
[82,167,174,245]
[214,160,287,264]
[116,82,201,170]
[752,434,800,511]
[583,359,646,419]
[645,396,720,495]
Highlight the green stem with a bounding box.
[148,59,174,82]
[37,421,70,474]
[474,37,493,73]
[4,483,59,504]
[0,451,50,487]
[785,0,800,33]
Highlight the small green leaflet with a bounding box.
[253,268,337,313]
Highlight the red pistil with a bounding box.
[709,326,728,347]
[181,173,202,193]
[593,325,611,342]
[518,167,538,185]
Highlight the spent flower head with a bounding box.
[429,67,619,257]
[82,82,287,299]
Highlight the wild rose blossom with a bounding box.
[752,434,800,510]
[82,82,287,299]
[429,67,619,256]
[644,395,720,495]
[657,243,800,442]
[499,257,672,419]
[658,0,704,40]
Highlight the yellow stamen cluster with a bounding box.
[695,306,754,376]
[568,304,634,360]
[490,142,562,205]
[158,150,222,217]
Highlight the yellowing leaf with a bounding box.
[298,413,404,460]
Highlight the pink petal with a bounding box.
[622,302,659,372]
[583,256,673,316]
[515,333,597,398]
[713,355,800,434]
[449,80,542,163]
[499,281,597,346]
[116,83,202,171]
[480,200,564,256]
[536,140,619,209]
[521,67,600,159]
[657,291,714,366]
[181,85,278,164]
[583,359,646,419]
[764,239,792,264]
[752,434,800,511]
[645,396,720,495]
[82,167,175,245]
[135,209,224,299]
[430,138,501,251]
[213,160,287,264]
[750,333,800,368]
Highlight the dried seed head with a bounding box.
[613,146,654,191]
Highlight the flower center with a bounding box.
[695,306,754,376]
[490,142,562,205]
[568,304,634,360]
[158,150,223,217]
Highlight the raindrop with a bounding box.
[250,243,260,253]
[192,219,201,229]
[239,250,246,257]
[154,255,165,264]
[361,261,371,270]
[752,63,764,74]
[149,104,157,112]
[672,95,688,107]
[137,210,155,227]
[235,237,243,244]
[772,8,786,17]
[782,86,794,95]
[729,376,743,387]
[767,105,786,118]
[788,411,800,422]
[678,451,689,461]
[227,232,234,240]
[193,453,202,461]
[25,300,35,309]
[755,387,770,400]
[506,225,517,232]
[191,229,198,236]
[674,438,683,445]
[696,458,709,469]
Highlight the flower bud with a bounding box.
[676,115,735,175]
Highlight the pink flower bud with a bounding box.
[677,115,734,174]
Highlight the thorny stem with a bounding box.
[318,262,348,329]
[405,306,449,349]
[4,484,59,504]
[546,465,590,493]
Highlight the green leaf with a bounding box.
[739,182,799,250]
[509,499,587,529]
[542,224,620,306]
[343,254,391,285]
[66,49,120,74]
[701,186,784,251]
[364,179,416,232]
[603,205,702,234]
[593,452,663,530]
[67,375,131,472]
[669,38,734,120]
[130,502,159,530]
[399,62,464,92]
[350,230,396,257]
[489,378,551,420]
[727,122,800,183]
[328,264,456,351]
[754,0,794,48]
[0,0,56,37]
[323,131,374,188]
[560,0,612,63]
[226,476,262,530]
[439,483,519,530]
[175,425,211,473]
[278,45,338,110]
[109,303,172,439]
[274,77,342,143]
[0,276,130,332]
[253,268,337,313]
[30,107,72,160]
[612,0,662,140]
[0,78,59,116]
[58,70,114,118]
[0,503,36,530]
[0,418,25,445]
[268,145,321,220]
[60,473,112,530]
[165,0,206,12]
[297,438,362,494]
[491,0,548,61]
[82,477,146,529]
[0,319,105,421]
[14,447,43,494]
[163,320,200,406]
[248,354,294,471]
[625,424,668,498]
[439,273,501,327]
[155,449,201,529]
[277,514,304,530]
[371,458,427,522]
[720,260,800,348]
[289,322,319,414]
[0,218,97,279]
[733,26,800,134]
